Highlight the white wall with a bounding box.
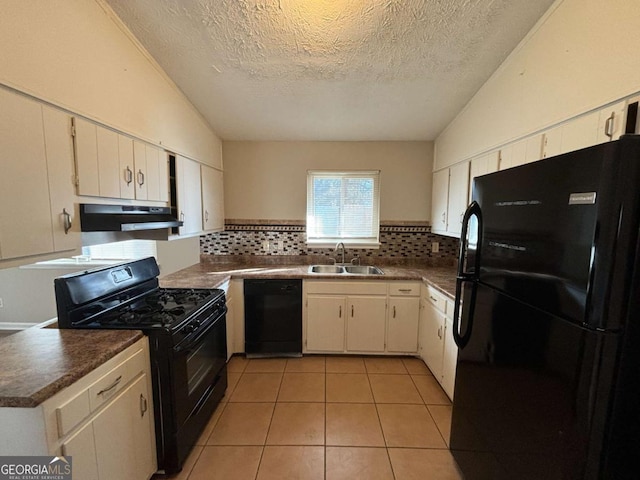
[435,0,640,169]
[223,141,433,222]
[0,0,222,166]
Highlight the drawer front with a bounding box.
[424,286,448,314]
[88,358,131,412]
[388,282,420,297]
[305,281,387,296]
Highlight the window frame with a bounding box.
[306,170,381,248]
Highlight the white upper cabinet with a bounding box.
[0,89,54,259]
[96,127,120,198]
[447,161,470,236]
[119,135,136,199]
[596,101,627,143]
[201,165,224,232]
[469,151,499,201]
[73,117,100,197]
[431,169,449,235]
[176,155,203,235]
[42,106,80,253]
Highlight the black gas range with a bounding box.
[55,257,227,474]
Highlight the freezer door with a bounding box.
[472,144,609,324]
[450,282,608,480]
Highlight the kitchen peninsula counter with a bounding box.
[0,328,143,407]
[160,259,457,298]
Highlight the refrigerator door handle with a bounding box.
[453,201,483,349]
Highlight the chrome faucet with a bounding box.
[334,242,346,265]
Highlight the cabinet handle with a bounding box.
[140,394,148,417]
[137,169,145,186]
[125,166,133,185]
[437,326,442,339]
[62,208,72,234]
[97,375,122,396]
[398,288,412,293]
[460,212,464,224]
[180,211,185,222]
[339,305,342,318]
[605,112,615,139]
[441,212,446,224]
[205,210,209,222]
[429,295,437,302]
[351,305,354,317]
[393,306,396,318]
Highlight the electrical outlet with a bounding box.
[262,241,270,252]
[431,242,440,253]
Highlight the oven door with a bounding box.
[169,310,227,471]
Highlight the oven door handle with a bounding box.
[174,309,227,353]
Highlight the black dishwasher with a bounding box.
[244,279,303,356]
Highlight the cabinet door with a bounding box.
[201,165,224,232]
[419,302,445,379]
[306,295,345,352]
[129,374,157,480]
[157,149,169,203]
[469,152,499,200]
[447,161,470,236]
[431,169,449,234]
[73,117,99,196]
[176,155,203,235]
[442,316,458,401]
[93,375,154,480]
[145,144,161,201]
[0,90,54,259]
[62,421,99,480]
[96,126,120,198]
[387,297,420,353]
[542,125,563,159]
[346,296,386,352]
[118,135,135,199]
[561,111,599,154]
[597,101,627,143]
[133,140,148,200]
[42,106,79,252]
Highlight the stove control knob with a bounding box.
[184,324,196,334]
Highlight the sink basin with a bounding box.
[344,265,384,275]
[308,265,384,275]
[308,265,345,274]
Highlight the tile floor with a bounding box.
[159,355,462,480]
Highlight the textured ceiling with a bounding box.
[105,0,555,141]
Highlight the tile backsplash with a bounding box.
[200,220,459,264]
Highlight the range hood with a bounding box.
[80,204,183,232]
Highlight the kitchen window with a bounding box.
[306,170,381,248]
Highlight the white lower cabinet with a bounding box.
[0,338,157,480]
[419,285,458,400]
[304,281,420,355]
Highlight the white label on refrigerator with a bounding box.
[568,192,596,205]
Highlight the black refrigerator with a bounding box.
[450,135,640,479]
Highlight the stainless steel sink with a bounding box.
[308,265,384,275]
[308,265,345,274]
[344,265,384,275]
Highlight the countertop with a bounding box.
[160,262,458,299]
[0,329,144,408]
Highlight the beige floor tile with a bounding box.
[221,371,242,403]
[277,373,325,402]
[163,445,202,480]
[377,404,447,448]
[388,448,463,480]
[326,356,366,373]
[266,403,325,445]
[285,355,326,372]
[364,357,408,374]
[229,373,282,402]
[326,447,394,480]
[402,357,433,375]
[326,373,374,403]
[369,374,423,404]
[428,405,453,447]
[189,446,263,480]
[195,401,227,445]
[326,403,385,447]
[244,358,287,373]
[256,446,324,480]
[412,374,452,405]
[208,402,275,445]
[227,355,249,373]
